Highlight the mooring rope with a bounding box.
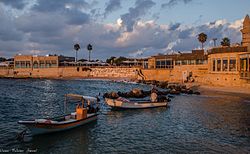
[16,129,28,141]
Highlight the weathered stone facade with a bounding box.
[241,15,250,48]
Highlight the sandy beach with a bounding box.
[181,82,250,95]
[199,85,250,94]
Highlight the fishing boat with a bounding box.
[105,97,168,109]
[18,94,99,135]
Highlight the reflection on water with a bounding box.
[29,121,97,154]
[0,79,250,153]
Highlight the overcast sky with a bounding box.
[0,0,249,59]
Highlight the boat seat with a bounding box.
[59,119,76,124]
[64,115,71,120]
[50,120,58,124]
[87,113,95,117]
[35,119,58,124]
[35,119,47,122]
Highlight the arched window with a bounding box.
[46,60,51,68]
[33,61,38,68]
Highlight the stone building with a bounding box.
[207,47,246,73]
[139,50,208,82]
[14,55,59,69]
[239,14,250,80]
[140,14,250,87]
[145,49,207,69]
[205,46,249,86]
[206,14,250,82]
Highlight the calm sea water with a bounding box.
[0,79,250,154]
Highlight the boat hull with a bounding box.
[105,98,168,109]
[18,114,97,135]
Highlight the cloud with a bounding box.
[120,0,156,32]
[104,0,122,17]
[0,17,243,58]
[114,18,242,56]
[229,19,243,29]
[28,0,92,26]
[64,9,90,25]
[0,1,244,59]
[162,0,192,8]
[116,20,169,49]
[0,7,23,42]
[169,23,181,31]
[0,0,27,9]
[32,0,90,12]
[17,13,59,31]
[178,28,192,39]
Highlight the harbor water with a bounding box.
[0,79,250,153]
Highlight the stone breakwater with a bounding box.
[103,82,201,100]
[0,67,139,79]
[137,80,200,93]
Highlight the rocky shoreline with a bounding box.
[103,80,201,99]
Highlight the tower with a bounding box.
[241,14,250,47]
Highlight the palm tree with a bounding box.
[221,37,230,46]
[212,38,217,47]
[74,43,80,62]
[198,32,207,49]
[87,44,93,61]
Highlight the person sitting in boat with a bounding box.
[87,100,100,113]
[150,87,158,102]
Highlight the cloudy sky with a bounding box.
[0,0,249,59]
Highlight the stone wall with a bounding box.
[1,65,250,89]
[0,68,12,77]
[141,64,208,83]
[0,67,138,79]
[32,68,60,78]
[200,73,250,88]
[90,67,138,79]
[59,67,89,78]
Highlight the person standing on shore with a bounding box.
[150,86,158,102]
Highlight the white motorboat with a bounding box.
[18,94,99,135]
[105,97,168,109]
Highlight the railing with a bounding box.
[58,65,142,69]
[0,66,14,69]
[155,65,174,69]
